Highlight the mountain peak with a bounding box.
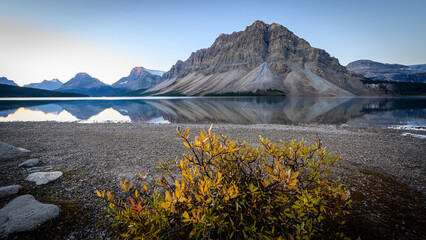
[146,21,376,96]
[60,73,106,91]
[112,66,163,91]
[244,21,289,33]
[129,67,165,77]
[131,67,144,75]
[24,78,63,90]
[247,20,267,29]
[0,77,19,87]
[75,72,91,78]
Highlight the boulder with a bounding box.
[19,158,40,168]
[0,185,21,199]
[26,171,62,185]
[0,142,30,161]
[0,195,60,238]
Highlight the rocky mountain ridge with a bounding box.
[0,77,18,87]
[408,64,426,71]
[0,84,87,97]
[24,79,63,90]
[57,73,127,97]
[59,73,106,90]
[346,60,426,83]
[146,21,375,96]
[112,67,162,91]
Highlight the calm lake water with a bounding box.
[0,96,425,127]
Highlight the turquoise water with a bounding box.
[0,96,425,127]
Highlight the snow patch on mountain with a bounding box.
[143,68,165,77]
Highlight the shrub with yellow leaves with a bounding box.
[98,126,351,239]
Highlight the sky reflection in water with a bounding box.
[0,97,424,127]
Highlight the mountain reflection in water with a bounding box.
[0,97,425,126]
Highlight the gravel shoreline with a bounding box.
[0,122,425,239]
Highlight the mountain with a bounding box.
[408,64,426,72]
[58,72,128,96]
[0,77,19,87]
[145,21,375,96]
[112,67,163,91]
[24,79,63,90]
[346,60,426,83]
[0,84,87,97]
[60,73,107,90]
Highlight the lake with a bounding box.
[0,96,425,128]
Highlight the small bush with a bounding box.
[98,126,351,239]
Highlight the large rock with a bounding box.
[0,142,30,161]
[0,195,60,238]
[26,171,62,185]
[0,185,21,199]
[146,21,377,96]
[19,158,40,168]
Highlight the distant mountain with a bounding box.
[24,79,63,90]
[145,21,376,96]
[0,77,19,87]
[408,64,426,72]
[60,73,107,90]
[112,67,163,91]
[346,60,426,83]
[0,84,87,97]
[58,72,128,96]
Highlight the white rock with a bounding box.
[16,147,30,153]
[26,171,63,185]
[0,185,21,198]
[19,158,40,167]
[0,195,60,238]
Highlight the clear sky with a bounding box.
[1,0,425,86]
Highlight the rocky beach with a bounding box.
[0,122,425,239]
